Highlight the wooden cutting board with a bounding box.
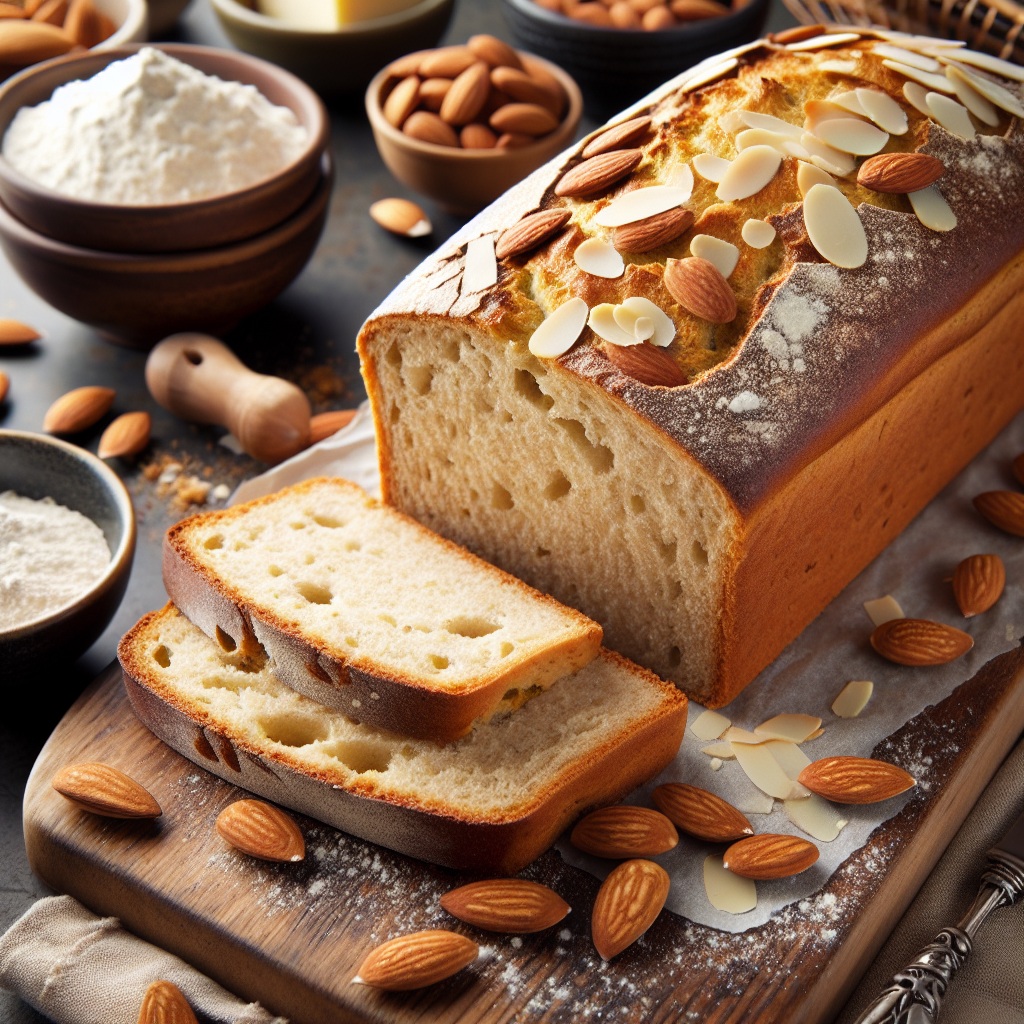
[23,648,1024,1024]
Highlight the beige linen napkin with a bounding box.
[0,895,286,1024]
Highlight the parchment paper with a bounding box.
[233,410,1024,933]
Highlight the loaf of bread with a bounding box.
[118,603,687,874]
[163,477,602,742]
[358,34,1024,708]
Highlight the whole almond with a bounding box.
[652,783,753,841]
[137,980,198,1024]
[43,385,115,433]
[64,0,103,46]
[440,879,570,933]
[482,84,511,118]
[1013,452,1024,487]
[98,411,151,459]
[491,65,559,114]
[974,491,1024,537]
[369,197,431,237]
[572,805,679,858]
[216,799,305,862]
[555,149,643,197]
[857,152,944,194]
[582,115,652,159]
[496,131,534,149]
[799,757,916,804]
[460,123,497,148]
[495,208,571,258]
[383,74,420,128]
[871,617,974,665]
[355,930,478,990]
[664,256,737,323]
[419,45,476,79]
[402,110,459,147]
[723,834,819,879]
[610,1,642,27]
[520,54,565,115]
[0,5,29,18]
[769,22,825,42]
[0,20,73,64]
[642,5,676,28]
[52,762,161,818]
[23,0,47,13]
[629,0,664,12]
[467,33,522,70]
[31,0,66,26]
[0,371,8,404]
[952,554,1005,617]
[612,206,694,252]
[490,101,559,136]
[440,60,490,125]
[0,318,40,344]
[418,77,451,111]
[309,409,357,443]
[591,859,669,960]
[387,52,422,78]
[600,342,687,388]
[567,1,613,25]
[670,0,728,18]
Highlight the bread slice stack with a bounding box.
[119,478,687,873]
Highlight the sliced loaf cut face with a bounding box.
[163,477,603,743]
[119,604,687,875]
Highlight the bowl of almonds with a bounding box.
[366,35,582,215]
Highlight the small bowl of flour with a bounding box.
[0,430,136,682]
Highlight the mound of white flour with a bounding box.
[1,48,308,205]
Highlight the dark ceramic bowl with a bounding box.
[0,430,136,683]
[500,0,771,119]
[0,44,330,254]
[0,153,332,349]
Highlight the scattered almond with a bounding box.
[652,782,753,841]
[571,804,679,858]
[419,45,476,79]
[52,762,161,818]
[216,799,304,862]
[600,341,687,387]
[0,20,73,65]
[663,256,736,323]
[98,411,151,459]
[137,980,198,1024]
[952,553,1005,617]
[309,409,357,444]
[870,617,974,665]
[43,385,115,434]
[857,152,944,193]
[440,60,490,125]
[0,371,8,404]
[581,116,651,158]
[591,859,668,960]
[467,33,522,70]
[974,491,1024,537]
[495,208,571,259]
[612,206,694,252]
[0,318,40,344]
[383,74,420,128]
[798,756,916,804]
[402,110,459,147]
[460,123,497,148]
[723,833,819,879]
[369,197,432,237]
[490,101,558,136]
[355,930,478,990]
[440,879,570,933]
[555,149,643,197]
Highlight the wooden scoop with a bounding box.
[145,333,311,465]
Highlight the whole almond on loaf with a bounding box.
[613,206,694,252]
[355,930,478,990]
[496,208,571,259]
[601,342,687,388]
[440,879,570,932]
[664,257,737,323]
[582,115,651,158]
[798,756,916,804]
[554,149,643,197]
[652,783,753,841]
[571,804,679,858]
[52,762,161,818]
[857,153,945,193]
[591,859,669,960]
[952,553,1005,616]
[137,981,198,1024]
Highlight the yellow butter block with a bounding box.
[256,0,422,29]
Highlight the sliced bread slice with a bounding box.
[119,604,687,874]
[163,477,602,743]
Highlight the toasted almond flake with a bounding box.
[818,59,857,74]
[689,234,739,278]
[718,109,747,133]
[833,679,874,718]
[801,133,855,175]
[616,298,676,347]
[735,790,775,814]
[735,127,794,154]
[693,153,731,182]
[786,32,861,51]
[754,714,822,743]
[716,145,782,202]
[634,317,654,340]
[944,67,999,125]
[741,219,776,248]
[529,297,588,357]
[797,160,836,196]
[722,727,765,744]
[855,88,909,133]
[903,81,932,115]
[703,855,757,914]
[785,793,848,842]
[690,708,731,740]
[936,46,1024,81]
[589,303,638,346]
[909,184,957,232]
[702,741,736,758]
[832,90,868,115]
[924,92,975,140]
[814,117,889,155]
[462,235,497,293]
[803,183,867,268]
[737,109,804,139]
[805,98,867,130]
[682,57,738,92]
[939,60,1024,118]
[764,739,812,780]
[806,728,825,741]
[732,741,809,799]
[863,594,904,626]
[593,182,692,228]
[868,29,964,50]
[882,60,955,94]
[780,139,812,160]
[573,238,625,278]
[871,43,941,72]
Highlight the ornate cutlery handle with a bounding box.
[854,850,1024,1024]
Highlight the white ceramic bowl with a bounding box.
[94,0,148,48]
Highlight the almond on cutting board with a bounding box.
[612,206,694,253]
[215,799,305,862]
[43,385,115,434]
[857,152,944,193]
[870,617,974,664]
[98,411,151,459]
[440,878,570,933]
[370,197,432,237]
[952,553,1005,617]
[664,257,737,323]
[0,318,40,344]
[137,980,198,1024]
[52,762,161,818]
[600,341,687,388]
[973,491,1024,537]
[591,859,669,960]
[355,930,478,990]
[652,782,754,841]
[495,208,571,259]
[722,834,819,879]
[798,756,916,804]
[555,149,643,197]
[571,804,679,858]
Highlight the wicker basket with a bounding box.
[781,0,1024,63]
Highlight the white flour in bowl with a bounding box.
[1,47,309,205]
[0,492,110,631]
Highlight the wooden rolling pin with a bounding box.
[145,333,311,465]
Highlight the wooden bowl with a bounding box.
[0,44,329,253]
[0,154,332,348]
[0,430,136,683]
[365,50,582,216]
[210,0,454,97]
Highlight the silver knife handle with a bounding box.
[854,850,1024,1024]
